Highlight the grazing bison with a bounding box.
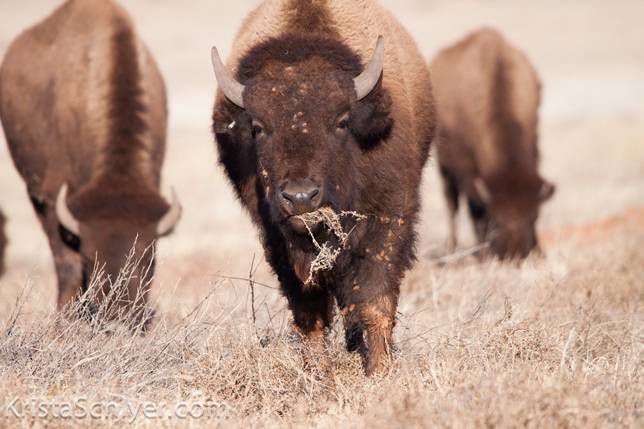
[431,28,555,259]
[211,0,435,375]
[0,209,6,276]
[0,0,181,325]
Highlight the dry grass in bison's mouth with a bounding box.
[295,207,367,285]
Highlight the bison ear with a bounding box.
[212,105,253,143]
[349,83,393,148]
[212,109,237,135]
[539,180,556,202]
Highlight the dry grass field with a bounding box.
[0,1,642,427]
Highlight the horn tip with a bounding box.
[211,46,221,63]
[376,35,385,52]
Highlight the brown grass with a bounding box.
[0,214,641,427]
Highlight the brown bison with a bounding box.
[0,0,181,325]
[0,209,6,276]
[431,28,555,259]
[211,0,435,375]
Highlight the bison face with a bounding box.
[475,176,555,259]
[212,37,390,236]
[77,219,157,312]
[245,70,363,234]
[56,185,181,324]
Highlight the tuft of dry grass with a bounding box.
[296,207,366,285]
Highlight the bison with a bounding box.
[211,0,435,375]
[0,209,6,277]
[0,0,181,326]
[430,28,555,260]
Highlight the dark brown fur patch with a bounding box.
[104,14,147,180]
[285,0,337,35]
[67,15,169,223]
[490,57,525,170]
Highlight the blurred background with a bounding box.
[1,0,643,308]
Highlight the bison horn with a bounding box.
[157,187,182,236]
[211,46,245,108]
[474,178,492,204]
[56,184,80,236]
[354,36,385,100]
[539,180,556,202]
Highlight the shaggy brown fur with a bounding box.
[0,209,6,277]
[431,28,555,259]
[0,0,177,325]
[213,0,435,375]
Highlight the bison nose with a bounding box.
[280,179,321,215]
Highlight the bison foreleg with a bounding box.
[440,166,461,252]
[467,196,490,245]
[343,293,397,376]
[287,288,334,383]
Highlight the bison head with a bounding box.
[474,174,555,259]
[55,183,181,325]
[212,36,391,236]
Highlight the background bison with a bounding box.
[212,0,435,375]
[431,28,555,259]
[0,0,181,326]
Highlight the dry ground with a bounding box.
[0,0,643,427]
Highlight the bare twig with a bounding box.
[427,242,490,265]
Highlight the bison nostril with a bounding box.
[281,191,294,203]
[282,189,319,204]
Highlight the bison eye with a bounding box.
[334,112,350,136]
[251,120,265,139]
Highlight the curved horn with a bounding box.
[56,184,80,235]
[474,178,492,204]
[157,188,182,237]
[211,46,245,108]
[354,36,385,100]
